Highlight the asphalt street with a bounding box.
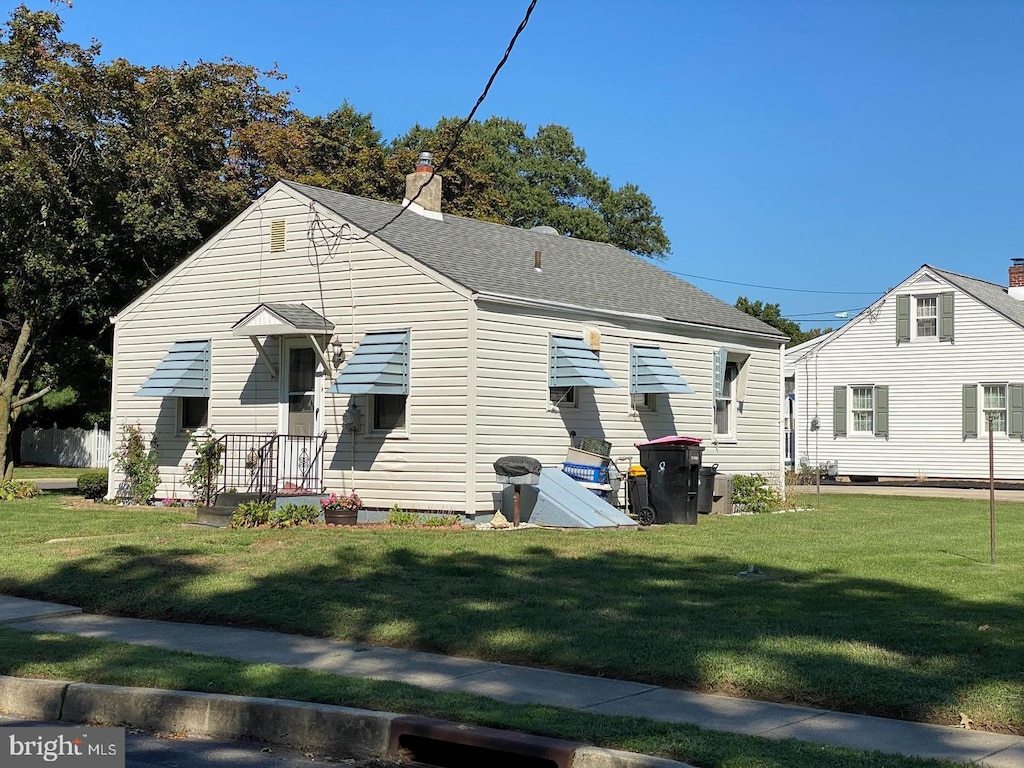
[0,716,402,768]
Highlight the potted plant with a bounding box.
[321,491,361,526]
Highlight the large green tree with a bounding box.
[0,6,672,473]
[386,117,671,257]
[735,297,830,345]
[0,6,294,476]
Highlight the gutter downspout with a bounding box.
[465,295,478,516]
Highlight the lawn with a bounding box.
[1,492,1022,734]
[12,466,91,479]
[0,628,963,768]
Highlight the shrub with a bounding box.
[0,480,41,501]
[76,470,109,500]
[268,503,319,529]
[113,423,160,504]
[732,473,783,514]
[229,500,274,528]
[182,430,224,507]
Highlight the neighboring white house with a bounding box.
[109,157,787,517]
[788,261,1024,481]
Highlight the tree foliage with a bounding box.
[386,117,670,257]
[735,297,830,346]
[0,5,671,473]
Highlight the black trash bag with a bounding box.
[493,455,542,478]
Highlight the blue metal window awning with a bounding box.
[630,344,694,394]
[549,335,618,388]
[329,331,409,395]
[135,340,211,398]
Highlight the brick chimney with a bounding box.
[402,151,443,221]
[1010,258,1024,301]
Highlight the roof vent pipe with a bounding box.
[1010,258,1024,301]
[534,250,542,273]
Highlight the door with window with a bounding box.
[279,340,324,493]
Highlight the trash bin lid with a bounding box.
[634,435,703,448]
[494,456,543,477]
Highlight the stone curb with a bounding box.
[0,675,695,768]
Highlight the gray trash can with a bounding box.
[697,463,718,514]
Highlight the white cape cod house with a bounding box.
[788,262,1024,481]
[109,159,786,518]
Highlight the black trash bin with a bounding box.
[697,463,718,514]
[635,437,703,525]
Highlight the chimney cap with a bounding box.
[415,151,434,169]
[1012,258,1024,267]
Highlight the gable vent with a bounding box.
[270,219,286,252]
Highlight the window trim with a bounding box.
[548,385,578,409]
[631,392,658,412]
[369,393,409,437]
[714,361,739,439]
[178,396,209,434]
[850,386,875,434]
[981,383,1008,434]
[914,295,938,339]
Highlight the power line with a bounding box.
[364,0,539,239]
[669,269,880,296]
[786,307,865,318]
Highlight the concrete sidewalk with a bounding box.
[3,595,1022,767]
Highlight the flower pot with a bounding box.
[324,510,358,526]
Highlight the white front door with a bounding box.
[279,339,324,493]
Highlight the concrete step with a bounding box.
[195,506,233,527]
[215,492,263,508]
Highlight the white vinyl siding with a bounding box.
[791,269,1024,479]
[474,300,782,511]
[111,185,472,510]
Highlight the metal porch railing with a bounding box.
[213,432,326,500]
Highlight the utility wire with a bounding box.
[364,0,539,240]
[669,269,879,296]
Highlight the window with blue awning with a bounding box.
[135,340,211,398]
[329,331,410,395]
[630,344,694,394]
[549,335,618,388]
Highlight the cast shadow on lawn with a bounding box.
[7,541,1024,728]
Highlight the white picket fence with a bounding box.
[20,424,111,469]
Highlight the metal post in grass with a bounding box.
[988,412,995,564]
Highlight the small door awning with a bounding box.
[232,303,334,337]
[630,344,694,394]
[549,335,618,388]
[135,340,211,398]
[329,330,410,395]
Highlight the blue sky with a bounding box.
[34,0,1024,327]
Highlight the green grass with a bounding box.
[1,494,1022,733]
[12,466,91,479]
[0,627,966,768]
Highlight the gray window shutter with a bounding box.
[833,386,847,437]
[896,295,910,344]
[939,292,954,342]
[1009,384,1024,439]
[874,385,889,438]
[962,384,978,439]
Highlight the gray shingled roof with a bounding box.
[282,181,784,339]
[261,303,334,331]
[930,266,1024,330]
